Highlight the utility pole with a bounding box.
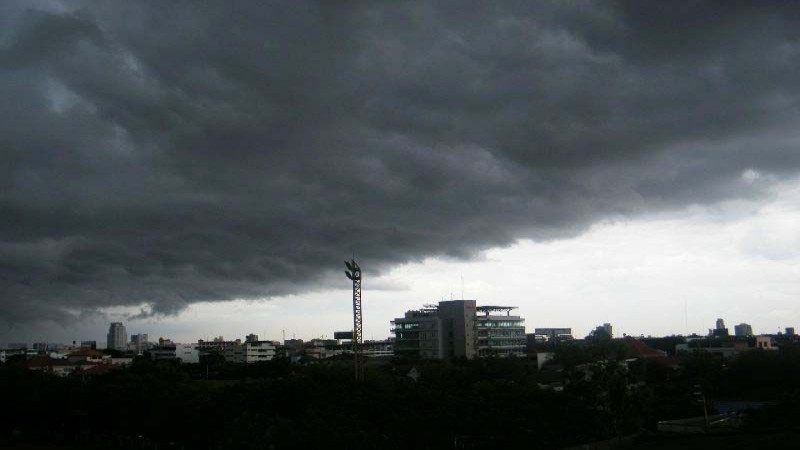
[344,258,363,381]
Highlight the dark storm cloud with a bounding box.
[3,0,800,325]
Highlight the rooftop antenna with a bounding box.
[461,273,464,300]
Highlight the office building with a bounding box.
[149,338,178,361]
[392,300,525,359]
[734,323,753,337]
[197,337,242,352]
[476,306,526,357]
[81,340,98,350]
[106,322,128,351]
[786,327,795,336]
[223,341,277,363]
[392,305,444,359]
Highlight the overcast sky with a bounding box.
[2,1,800,346]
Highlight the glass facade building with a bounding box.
[476,306,526,357]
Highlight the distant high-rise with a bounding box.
[106,322,128,351]
[734,323,753,337]
[602,323,613,338]
[786,327,796,336]
[130,334,148,353]
[246,333,259,343]
[709,318,729,338]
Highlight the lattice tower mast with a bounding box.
[344,259,363,381]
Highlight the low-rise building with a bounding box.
[304,339,340,360]
[23,356,78,377]
[754,335,777,350]
[66,348,109,364]
[150,339,177,361]
[533,328,573,342]
[362,339,394,358]
[223,341,278,363]
[197,337,242,352]
[676,335,778,358]
[243,341,277,363]
[175,344,199,363]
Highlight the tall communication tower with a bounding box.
[344,258,363,381]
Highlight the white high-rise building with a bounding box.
[106,322,128,351]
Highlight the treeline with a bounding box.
[2,344,800,449]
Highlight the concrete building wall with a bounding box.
[437,300,477,359]
[392,311,443,359]
[244,341,276,363]
[175,344,199,363]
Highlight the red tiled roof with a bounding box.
[624,337,668,358]
[67,348,105,358]
[22,356,74,368]
[80,364,116,375]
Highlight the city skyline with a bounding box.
[2,2,800,343]
[4,182,799,346]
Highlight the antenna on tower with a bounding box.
[461,273,464,300]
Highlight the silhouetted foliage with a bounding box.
[2,344,799,449]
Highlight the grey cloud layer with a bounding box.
[2,1,800,325]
